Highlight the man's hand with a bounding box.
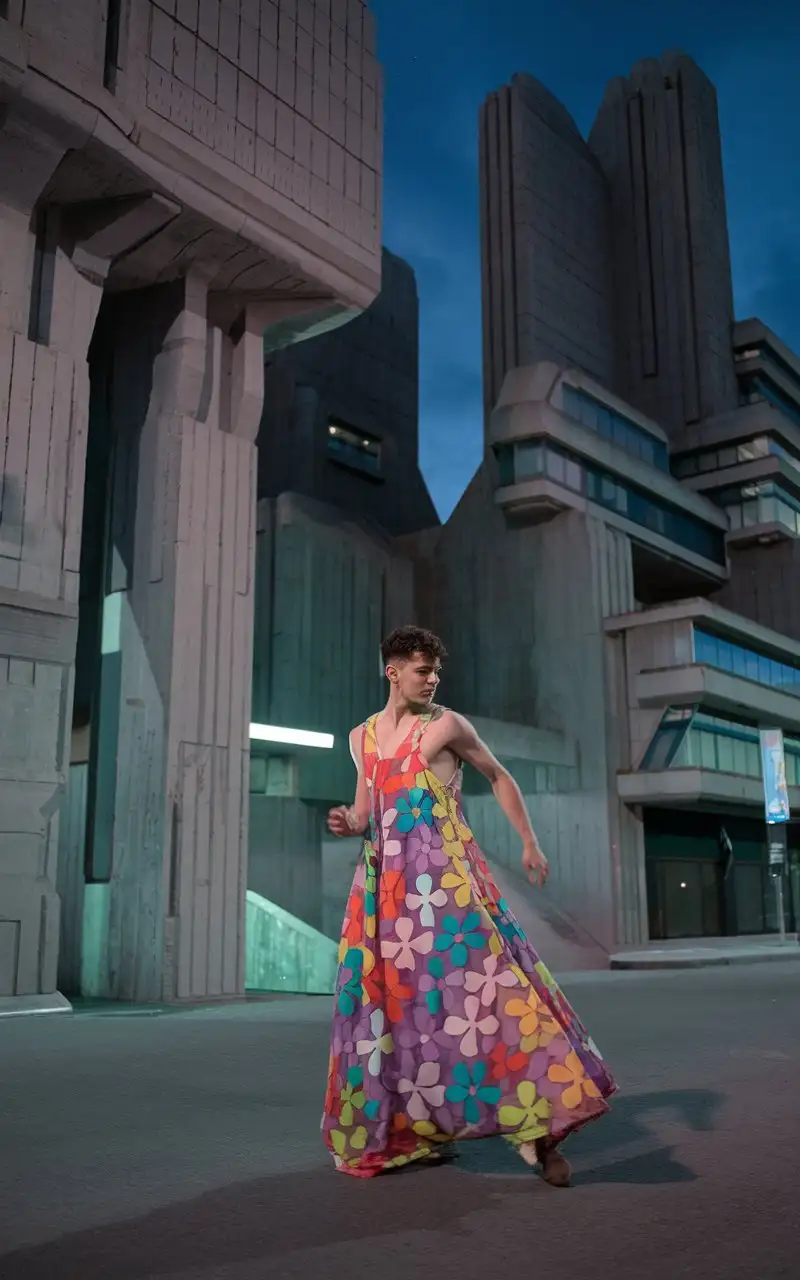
[522,839,549,888]
[327,805,352,838]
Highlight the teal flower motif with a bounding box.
[340,1066,366,1126]
[434,913,487,966]
[445,1061,501,1125]
[497,898,527,944]
[396,788,434,833]
[338,948,364,1016]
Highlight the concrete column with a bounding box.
[78,277,267,1004]
[0,109,103,1010]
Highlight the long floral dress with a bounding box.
[322,709,616,1176]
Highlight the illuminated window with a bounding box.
[327,421,382,478]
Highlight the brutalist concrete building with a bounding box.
[0,0,384,1012]
[433,52,800,954]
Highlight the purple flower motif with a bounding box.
[397,1004,440,1063]
[418,955,465,1015]
[407,824,448,875]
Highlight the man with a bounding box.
[323,625,615,1182]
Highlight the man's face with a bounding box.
[388,651,441,706]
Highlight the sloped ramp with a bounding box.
[486,859,610,973]
[245,891,339,995]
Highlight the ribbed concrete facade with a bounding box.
[0,0,383,1008]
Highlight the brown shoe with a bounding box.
[534,1138,572,1187]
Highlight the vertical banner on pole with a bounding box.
[760,728,790,941]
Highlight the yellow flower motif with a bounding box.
[498,1080,552,1133]
[412,1119,440,1138]
[506,988,560,1048]
[548,1052,602,1110]
[330,1126,368,1156]
[442,858,473,908]
[489,931,503,957]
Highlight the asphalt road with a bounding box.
[0,963,798,1280]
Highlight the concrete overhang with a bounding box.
[496,480,728,585]
[635,664,800,732]
[617,766,800,812]
[671,401,800,456]
[470,717,576,769]
[605,597,800,669]
[681,454,800,498]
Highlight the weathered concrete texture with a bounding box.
[258,248,438,536]
[244,889,338,994]
[479,74,615,432]
[248,490,416,933]
[413,458,645,953]
[0,0,384,1006]
[589,53,739,438]
[714,539,800,644]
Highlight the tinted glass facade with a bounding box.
[496,440,726,565]
[562,385,670,472]
[672,434,800,480]
[694,627,800,696]
[713,479,800,537]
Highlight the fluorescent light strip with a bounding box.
[249,723,334,749]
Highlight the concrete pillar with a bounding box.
[81,277,270,1004]
[0,107,103,1009]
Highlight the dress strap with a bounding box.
[411,706,443,752]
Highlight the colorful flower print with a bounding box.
[419,956,464,1015]
[406,872,448,926]
[395,788,435,832]
[339,1066,367,1126]
[398,1061,446,1121]
[384,963,414,1024]
[506,988,559,1048]
[441,858,474,908]
[464,953,520,1006]
[444,994,500,1057]
[408,824,448,875]
[380,808,404,863]
[498,1080,552,1132]
[496,899,527,944]
[379,870,406,920]
[397,1004,440,1062]
[342,892,364,947]
[337,948,364,1017]
[444,1061,502,1125]
[548,1051,603,1109]
[489,1042,530,1081]
[356,1009,394,1077]
[330,1126,368,1157]
[434,913,488,967]
[380,917,434,970]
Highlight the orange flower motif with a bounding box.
[383,771,418,797]
[548,1051,602,1110]
[506,988,560,1049]
[489,1042,529,1080]
[385,963,414,1023]
[342,893,364,945]
[379,870,406,920]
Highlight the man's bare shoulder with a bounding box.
[435,708,475,740]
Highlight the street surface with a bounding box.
[0,963,798,1280]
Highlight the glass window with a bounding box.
[516,441,544,479]
[694,626,800,699]
[564,457,583,492]
[327,422,382,477]
[546,449,565,483]
[560,386,668,471]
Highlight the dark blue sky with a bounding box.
[370,0,800,519]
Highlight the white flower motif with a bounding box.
[356,1008,394,1077]
[398,1061,446,1121]
[406,872,448,926]
[380,917,434,971]
[463,953,519,1006]
[381,807,403,863]
[444,994,499,1058]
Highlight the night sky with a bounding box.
[369,0,800,520]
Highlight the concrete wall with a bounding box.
[258,248,437,536]
[589,53,739,439]
[422,460,647,949]
[249,491,414,930]
[713,541,800,645]
[479,73,615,428]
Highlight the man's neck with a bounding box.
[382,693,428,727]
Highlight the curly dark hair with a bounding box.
[381,625,448,666]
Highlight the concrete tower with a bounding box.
[589,52,740,440]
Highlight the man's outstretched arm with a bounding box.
[448,713,549,887]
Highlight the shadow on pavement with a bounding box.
[0,1088,723,1278]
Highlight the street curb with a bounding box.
[609,948,800,971]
